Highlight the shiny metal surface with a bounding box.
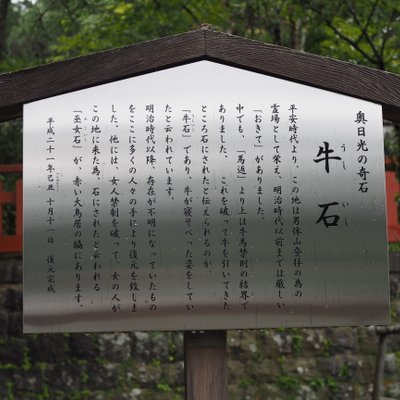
[23,61,390,333]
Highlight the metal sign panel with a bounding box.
[23,61,390,333]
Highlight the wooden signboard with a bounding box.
[23,61,389,333]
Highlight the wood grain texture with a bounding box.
[184,330,228,400]
[0,30,206,122]
[1,28,400,122]
[372,334,387,400]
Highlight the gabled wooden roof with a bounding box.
[1,27,400,122]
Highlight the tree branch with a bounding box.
[181,4,200,25]
[378,8,399,67]
[307,1,380,67]
[344,0,383,68]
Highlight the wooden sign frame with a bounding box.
[0,27,400,123]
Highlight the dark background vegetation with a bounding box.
[0,1,400,399]
[0,0,399,168]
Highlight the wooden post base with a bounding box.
[184,330,228,400]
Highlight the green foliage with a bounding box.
[1,1,67,71]
[1,0,397,73]
[64,390,93,400]
[303,0,400,72]
[22,346,32,371]
[322,338,332,355]
[49,0,309,60]
[239,377,254,389]
[0,115,20,234]
[156,382,172,393]
[48,0,228,59]
[0,362,16,370]
[6,381,14,400]
[168,339,177,362]
[385,124,400,178]
[0,0,399,165]
[151,358,161,367]
[0,119,22,164]
[389,242,400,252]
[326,376,338,392]
[5,3,393,249]
[276,375,300,391]
[338,364,351,379]
[292,334,303,355]
[389,123,400,207]
[308,377,338,393]
[309,377,325,391]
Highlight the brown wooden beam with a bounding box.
[0,30,206,122]
[204,30,400,122]
[184,330,228,400]
[1,28,400,123]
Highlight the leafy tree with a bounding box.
[50,0,313,58]
[0,0,398,166]
[0,0,10,59]
[0,119,21,164]
[304,0,400,166]
[305,0,400,72]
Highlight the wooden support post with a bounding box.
[373,333,388,400]
[184,330,228,400]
